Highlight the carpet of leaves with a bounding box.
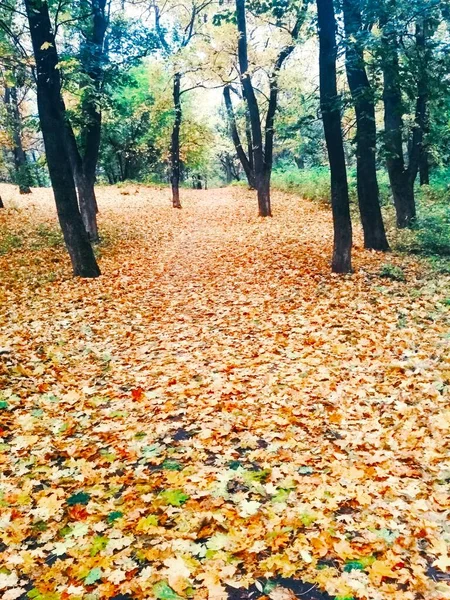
[0,184,449,600]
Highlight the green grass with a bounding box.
[0,229,23,255]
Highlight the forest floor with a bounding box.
[0,184,450,600]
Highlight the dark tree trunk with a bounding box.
[420,152,429,185]
[171,72,182,208]
[24,0,100,278]
[317,0,352,273]
[4,85,32,194]
[223,85,256,189]
[343,0,389,251]
[235,0,268,216]
[66,122,99,242]
[415,18,430,187]
[79,0,108,215]
[381,26,416,228]
[0,196,4,209]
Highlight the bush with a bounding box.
[272,167,331,203]
[0,230,22,255]
[379,263,406,282]
[414,204,450,256]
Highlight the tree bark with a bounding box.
[0,196,4,209]
[343,0,389,251]
[381,25,416,228]
[4,85,32,194]
[24,0,100,278]
[171,72,182,208]
[317,0,352,273]
[235,0,269,216]
[79,0,109,215]
[65,122,99,242]
[223,85,256,189]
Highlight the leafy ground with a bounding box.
[0,184,449,600]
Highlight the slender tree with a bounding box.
[342,0,389,251]
[380,7,420,228]
[153,0,212,208]
[235,0,303,217]
[317,0,352,272]
[4,80,32,194]
[223,84,256,188]
[24,0,100,278]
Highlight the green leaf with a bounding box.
[107,511,123,523]
[0,401,8,409]
[153,581,183,600]
[90,536,109,556]
[344,560,364,572]
[159,489,189,507]
[67,491,90,506]
[85,567,102,585]
[161,459,183,471]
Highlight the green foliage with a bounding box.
[153,581,183,600]
[0,229,22,255]
[379,264,406,282]
[272,167,331,203]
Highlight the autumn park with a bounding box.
[0,0,450,599]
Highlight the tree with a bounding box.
[317,0,352,272]
[223,84,256,188]
[153,0,212,208]
[24,0,100,278]
[380,8,418,228]
[234,0,305,217]
[3,75,33,194]
[342,0,389,251]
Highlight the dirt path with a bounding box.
[0,185,449,600]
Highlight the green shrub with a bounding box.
[33,224,64,249]
[379,263,406,282]
[0,230,23,255]
[272,167,331,203]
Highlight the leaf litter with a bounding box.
[0,184,449,600]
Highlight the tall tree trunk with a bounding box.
[415,18,430,187]
[317,0,352,273]
[171,72,182,208]
[343,0,389,251]
[235,0,268,216]
[381,27,416,228]
[79,0,109,215]
[4,85,32,194]
[0,196,4,209]
[223,85,256,189]
[420,151,429,185]
[66,123,99,242]
[24,0,100,278]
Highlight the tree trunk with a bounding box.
[4,85,32,194]
[0,196,4,209]
[415,18,430,187]
[79,0,108,215]
[317,0,352,273]
[171,73,182,208]
[24,0,100,278]
[235,0,268,216]
[381,27,416,228]
[65,122,99,242]
[420,151,430,185]
[223,85,256,189]
[343,0,389,251]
